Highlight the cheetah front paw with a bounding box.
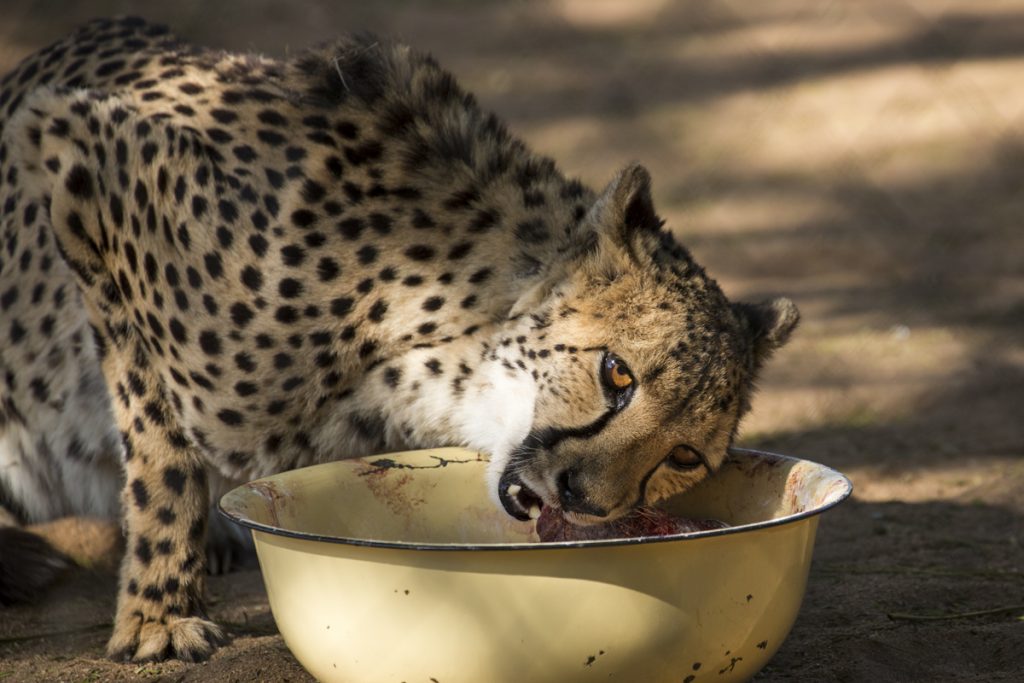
[107,611,228,663]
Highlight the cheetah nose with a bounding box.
[556,468,609,518]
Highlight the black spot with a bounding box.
[328,119,355,139]
[230,302,254,327]
[304,232,327,248]
[292,209,317,228]
[204,251,223,279]
[357,245,378,265]
[422,297,444,312]
[382,367,402,388]
[302,180,326,203]
[470,208,498,232]
[275,306,299,324]
[249,233,269,258]
[1,287,19,311]
[358,340,377,358]
[211,108,238,124]
[10,319,27,343]
[281,244,307,266]
[257,108,287,126]
[258,129,286,146]
[281,376,304,391]
[348,412,384,440]
[337,217,364,241]
[278,278,304,298]
[192,195,208,219]
[515,218,549,242]
[314,351,337,368]
[233,145,257,162]
[411,209,435,229]
[405,244,435,261]
[447,242,473,260]
[234,381,258,397]
[217,408,244,426]
[65,164,93,199]
[469,268,493,284]
[163,467,187,495]
[444,186,479,210]
[317,257,340,281]
[169,318,188,343]
[199,330,222,356]
[330,297,354,318]
[156,508,176,525]
[240,265,264,291]
[234,352,257,373]
[168,431,189,451]
[343,182,364,203]
[367,299,388,322]
[324,156,344,178]
[135,537,153,567]
[205,217,230,246]
[369,212,392,234]
[130,478,149,509]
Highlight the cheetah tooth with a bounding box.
[528,505,541,520]
[506,484,522,497]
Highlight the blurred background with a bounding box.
[1,1,1021,681]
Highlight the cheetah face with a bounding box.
[496,165,799,525]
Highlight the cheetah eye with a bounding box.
[600,353,634,392]
[666,444,706,471]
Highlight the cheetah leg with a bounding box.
[11,87,230,660]
[101,335,227,662]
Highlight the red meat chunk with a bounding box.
[535,506,728,542]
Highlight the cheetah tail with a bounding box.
[0,527,71,606]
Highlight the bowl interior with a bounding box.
[220,447,851,548]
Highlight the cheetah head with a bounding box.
[494,164,799,525]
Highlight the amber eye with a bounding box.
[667,444,705,471]
[601,353,634,391]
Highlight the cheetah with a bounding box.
[0,18,799,662]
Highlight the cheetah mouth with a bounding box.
[497,471,547,522]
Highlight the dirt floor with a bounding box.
[1,1,1022,681]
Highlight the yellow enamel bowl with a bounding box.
[219,447,851,683]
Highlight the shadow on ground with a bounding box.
[0,0,1021,681]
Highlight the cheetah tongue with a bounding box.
[497,475,544,521]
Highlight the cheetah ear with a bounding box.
[733,297,800,362]
[588,162,664,241]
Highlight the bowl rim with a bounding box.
[217,447,853,551]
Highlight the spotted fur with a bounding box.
[0,18,798,662]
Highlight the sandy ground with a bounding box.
[1,1,1022,681]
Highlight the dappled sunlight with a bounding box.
[844,455,1024,504]
[554,0,672,29]
[0,2,1020,680]
[667,191,839,235]
[740,325,973,437]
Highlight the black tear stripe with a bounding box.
[510,408,617,464]
[630,461,663,509]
